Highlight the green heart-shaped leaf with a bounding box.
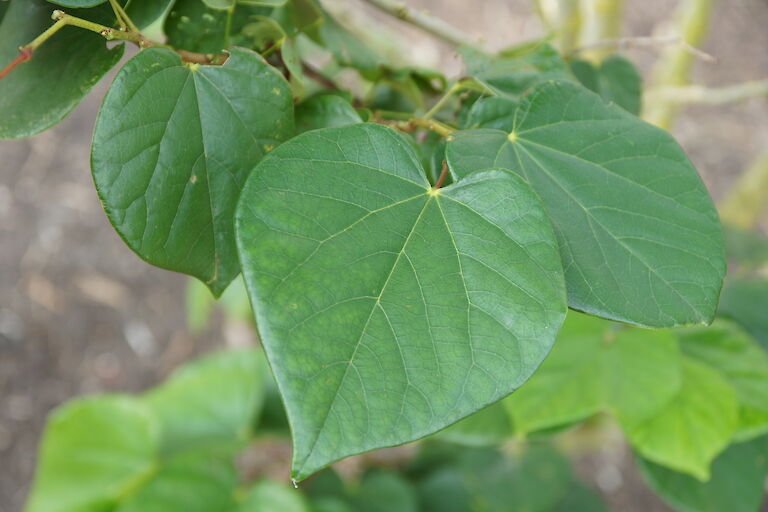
[25,396,159,512]
[637,435,768,512]
[235,123,567,480]
[0,0,124,139]
[678,320,768,440]
[623,359,738,480]
[142,348,265,455]
[505,312,682,435]
[91,47,293,296]
[446,80,725,328]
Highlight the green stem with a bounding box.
[580,0,623,61]
[108,0,127,30]
[557,0,582,54]
[25,17,69,50]
[359,0,481,49]
[642,0,715,129]
[22,10,223,64]
[109,0,140,34]
[224,5,235,47]
[423,82,462,120]
[719,152,768,229]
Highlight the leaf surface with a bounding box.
[235,123,567,479]
[143,348,264,454]
[295,94,362,134]
[24,396,158,512]
[570,55,642,115]
[505,312,681,434]
[622,359,738,480]
[638,436,768,512]
[679,320,768,440]
[460,43,571,98]
[0,0,124,139]
[91,47,293,295]
[446,80,725,327]
[717,278,768,350]
[117,454,237,512]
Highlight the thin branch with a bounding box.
[359,0,481,49]
[570,35,715,62]
[300,61,338,91]
[108,0,127,30]
[0,47,32,79]
[648,80,768,105]
[434,160,448,188]
[0,9,228,79]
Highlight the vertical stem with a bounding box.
[109,0,127,30]
[224,5,235,47]
[642,0,715,129]
[580,0,623,62]
[423,82,462,120]
[719,152,768,230]
[557,0,582,54]
[109,0,140,33]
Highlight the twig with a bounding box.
[300,61,337,90]
[434,160,448,188]
[359,0,481,49]
[719,152,768,229]
[0,9,228,80]
[570,35,715,62]
[374,116,455,137]
[108,0,139,33]
[648,80,768,105]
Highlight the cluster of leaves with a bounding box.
[4,0,764,510]
[25,347,610,512]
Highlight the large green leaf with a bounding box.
[622,359,738,480]
[235,123,567,479]
[117,453,237,512]
[505,312,681,435]
[0,0,124,139]
[142,348,264,454]
[570,55,642,115]
[91,47,293,296]
[637,436,768,512]
[717,278,768,350]
[24,396,158,512]
[678,320,768,440]
[445,80,725,328]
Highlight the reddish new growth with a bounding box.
[434,160,448,189]
[0,47,33,80]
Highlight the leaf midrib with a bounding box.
[294,192,434,476]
